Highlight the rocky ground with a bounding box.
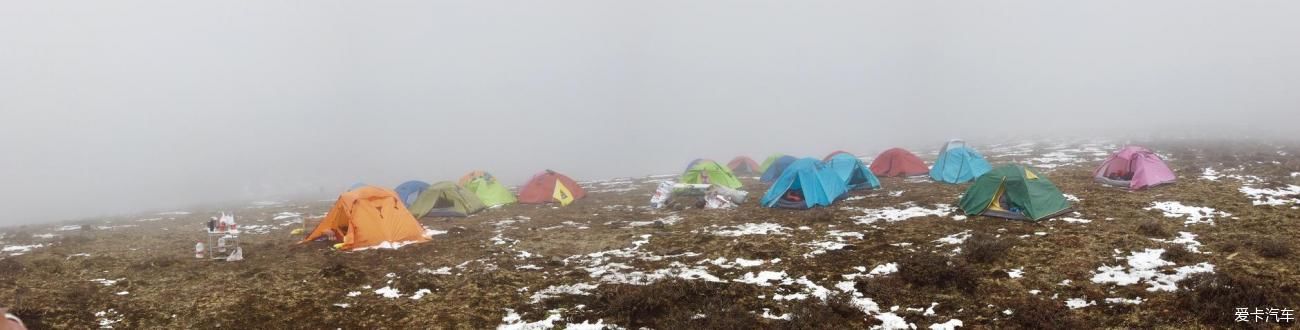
[2,139,1299,329]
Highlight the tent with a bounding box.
[518,170,586,205]
[870,148,929,177]
[760,155,799,183]
[408,181,487,218]
[824,153,882,190]
[685,159,710,172]
[930,140,992,184]
[823,150,854,162]
[727,156,762,175]
[759,154,787,172]
[680,160,744,189]
[301,186,429,251]
[458,170,487,186]
[1093,146,1176,190]
[958,164,1072,221]
[394,180,430,207]
[464,172,518,207]
[760,158,849,209]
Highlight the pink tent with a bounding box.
[1093,146,1176,190]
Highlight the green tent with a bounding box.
[409,181,487,218]
[958,164,1072,222]
[680,160,744,189]
[464,175,517,207]
[759,153,786,172]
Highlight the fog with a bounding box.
[2,1,1298,224]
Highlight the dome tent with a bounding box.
[394,180,430,207]
[727,156,762,175]
[824,153,882,190]
[463,172,518,207]
[408,181,487,218]
[1093,146,1176,190]
[681,160,744,189]
[870,148,929,177]
[518,170,586,206]
[958,164,1073,222]
[930,140,992,184]
[301,186,430,251]
[760,158,849,209]
[759,155,799,183]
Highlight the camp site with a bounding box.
[3,1,1300,329]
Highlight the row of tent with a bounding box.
[301,170,588,250]
[306,141,1177,250]
[708,141,1177,221]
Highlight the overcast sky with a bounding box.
[2,0,1298,224]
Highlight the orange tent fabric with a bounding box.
[458,170,487,186]
[301,186,429,251]
[727,156,761,175]
[517,170,586,204]
[870,148,929,177]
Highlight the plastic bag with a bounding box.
[649,181,675,209]
[226,247,243,261]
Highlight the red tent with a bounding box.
[517,170,587,204]
[727,156,761,175]
[870,148,929,177]
[823,150,854,162]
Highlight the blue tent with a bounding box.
[760,158,849,209]
[824,153,882,190]
[759,155,799,183]
[394,180,431,207]
[930,140,992,184]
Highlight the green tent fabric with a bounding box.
[958,164,1072,222]
[409,181,487,218]
[759,153,786,173]
[680,160,744,189]
[465,175,517,207]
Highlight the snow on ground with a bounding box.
[1006,268,1024,278]
[1064,194,1081,202]
[1145,201,1231,225]
[1239,184,1300,207]
[1105,297,1144,305]
[712,223,790,236]
[1151,231,1205,253]
[1201,168,1222,181]
[1065,298,1096,309]
[530,283,599,303]
[760,308,792,320]
[848,203,955,225]
[2,244,44,256]
[934,231,971,245]
[929,319,963,330]
[734,271,792,286]
[95,309,123,328]
[1090,248,1215,292]
[374,286,402,298]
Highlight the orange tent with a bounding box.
[301,186,429,251]
[458,170,487,186]
[518,170,586,205]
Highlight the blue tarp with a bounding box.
[759,156,799,183]
[760,158,848,209]
[930,142,992,184]
[394,180,431,207]
[823,153,882,190]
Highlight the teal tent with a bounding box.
[930,140,991,184]
[824,153,882,190]
[760,158,848,209]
